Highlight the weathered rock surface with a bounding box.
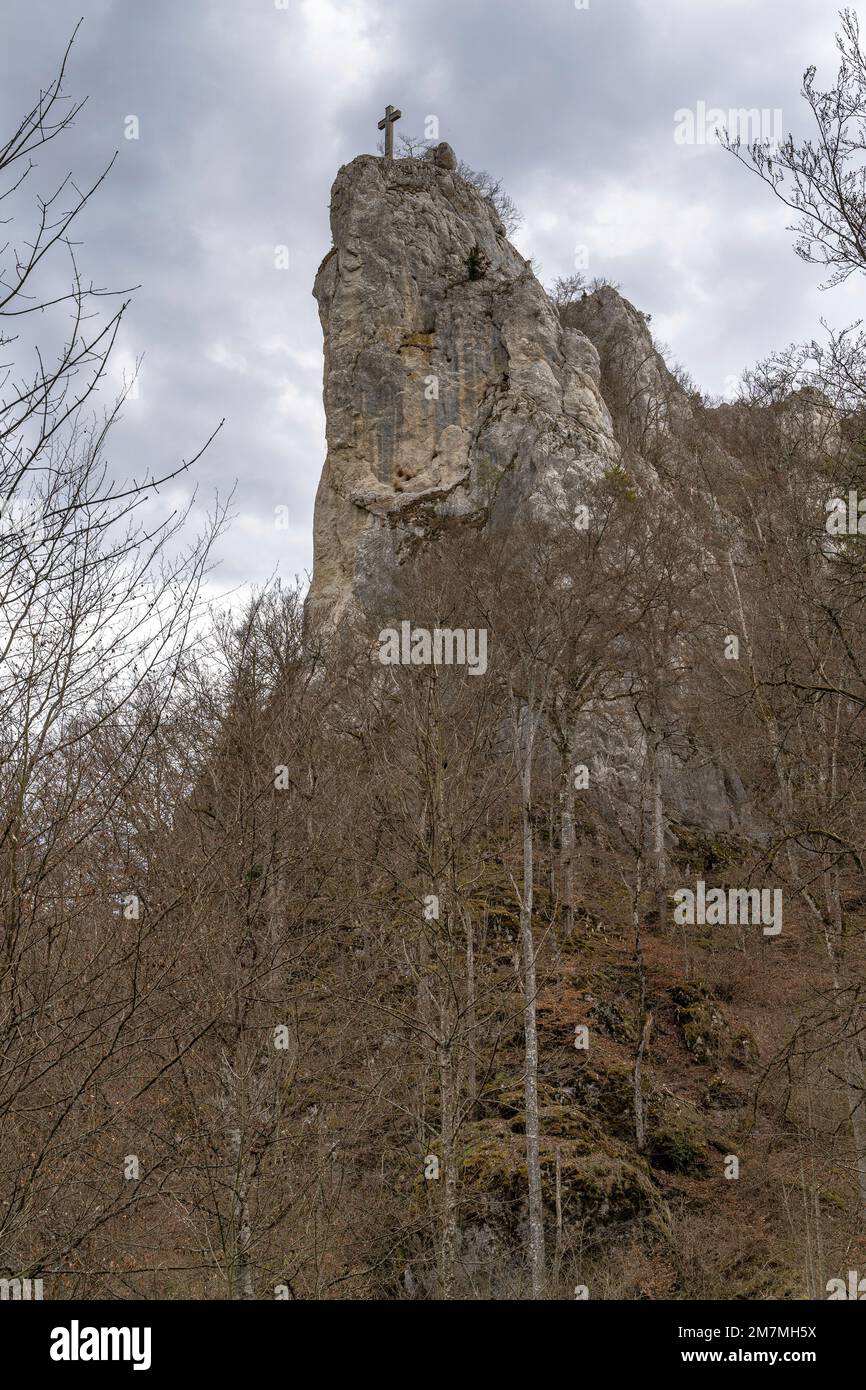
[425,141,457,171]
[307,152,619,629]
[306,151,751,833]
[563,284,695,449]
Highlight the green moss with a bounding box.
[672,825,737,872]
[459,1119,660,1227]
[483,901,520,939]
[568,1060,654,1143]
[536,1105,594,1141]
[682,1007,727,1062]
[670,982,727,1063]
[669,980,708,1009]
[459,1122,527,1201]
[551,1152,657,1223]
[819,1188,847,1211]
[601,462,638,502]
[648,1107,708,1174]
[476,454,508,498]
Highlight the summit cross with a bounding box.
[378,104,401,159]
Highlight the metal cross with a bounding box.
[378,104,402,160]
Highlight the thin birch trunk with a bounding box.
[553,1145,563,1288]
[516,702,545,1299]
[463,904,478,1117]
[559,730,577,937]
[438,1037,458,1299]
[221,1054,255,1300]
[647,727,667,926]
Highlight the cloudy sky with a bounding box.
[3,0,864,601]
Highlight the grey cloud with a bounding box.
[2,0,863,597]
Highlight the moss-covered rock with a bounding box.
[480,900,520,941]
[459,1120,660,1230]
[648,1104,708,1174]
[570,1060,645,1141]
[589,997,637,1044]
[669,981,707,1010]
[672,826,737,873]
[551,1150,657,1224]
[482,1080,596,1142]
[670,981,727,1063]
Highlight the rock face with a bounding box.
[426,141,457,171]
[307,153,619,629]
[562,285,694,445]
[306,151,749,832]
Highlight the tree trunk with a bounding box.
[559,734,577,937]
[825,869,866,1217]
[647,728,667,927]
[463,904,478,1118]
[438,1038,458,1299]
[221,1054,255,1300]
[517,704,546,1299]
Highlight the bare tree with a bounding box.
[0,27,224,1292]
[724,8,866,287]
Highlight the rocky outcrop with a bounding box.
[425,141,457,171]
[306,150,751,833]
[562,285,695,453]
[307,152,619,629]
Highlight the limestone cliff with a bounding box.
[307,153,619,629]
